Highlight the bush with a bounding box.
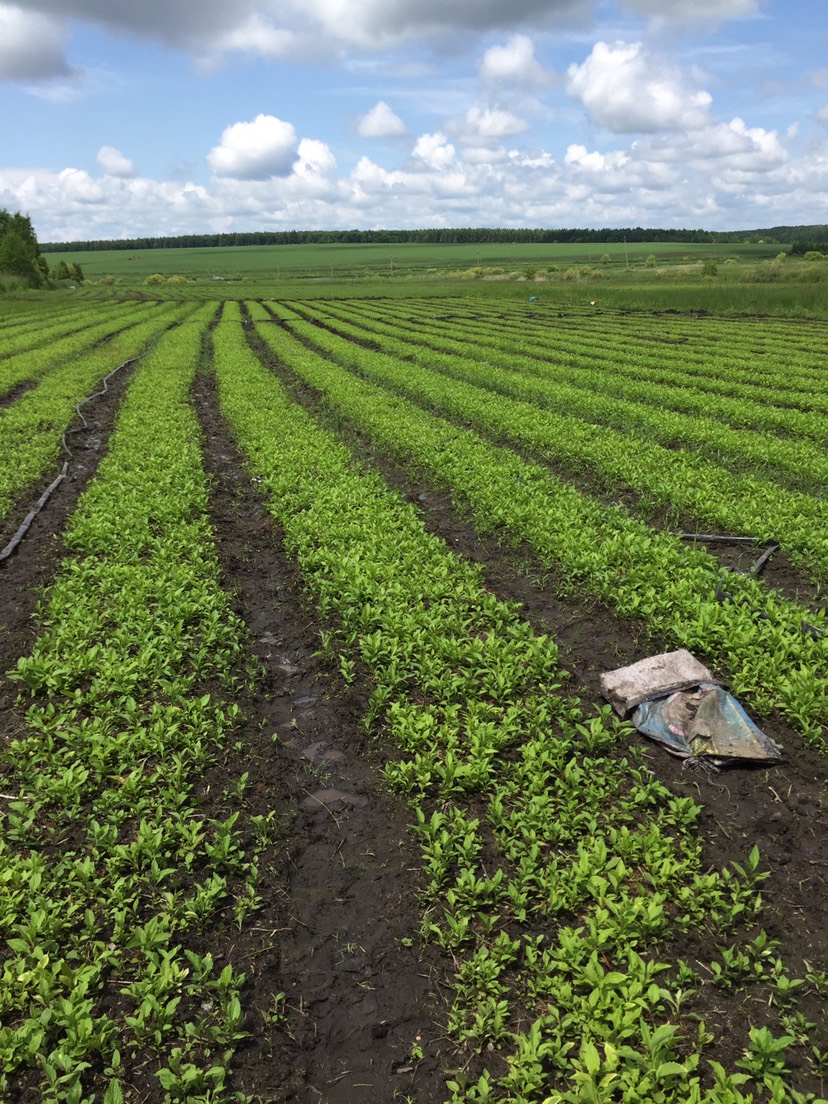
[144,273,166,285]
[167,274,188,285]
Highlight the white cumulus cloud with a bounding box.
[459,105,529,139]
[567,41,713,133]
[357,101,407,138]
[207,114,298,180]
[294,138,336,176]
[479,34,549,88]
[412,131,456,170]
[97,145,137,177]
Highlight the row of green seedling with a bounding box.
[282,309,828,586]
[313,295,828,490]
[345,297,828,430]
[0,301,141,369]
[0,305,260,1104]
[0,301,163,394]
[251,312,828,749]
[364,297,828,406]
[217,305,823,1103]
[0,302,194,522]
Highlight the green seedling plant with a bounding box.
[204,302,825,1102]
[0,306,264,1102]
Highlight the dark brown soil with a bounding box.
[191,357,450,1103]
[0,378,37,409]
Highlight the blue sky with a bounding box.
[1,0,826,241]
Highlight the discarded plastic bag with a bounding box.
[600,650,782,766]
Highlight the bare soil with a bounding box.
[191,356,450,1103]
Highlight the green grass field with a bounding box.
[51,238,781,280]
[8,238,827,317]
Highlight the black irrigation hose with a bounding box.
[678,531,780,578]
[0,357,138,566]
[680,532,828,639]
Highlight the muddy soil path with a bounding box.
[0,356,140,751]
[191,346,449,1104]
[243,317,828,1085]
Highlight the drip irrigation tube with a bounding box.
[678,531,780,578]
[680,532,827,639]
[0,357,137,566]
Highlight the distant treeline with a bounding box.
[41,224,828,253]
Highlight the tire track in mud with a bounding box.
[191,332,448,1104]
[241,311,828,1073]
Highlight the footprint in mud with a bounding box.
[300,788,369,811]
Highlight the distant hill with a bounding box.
[41,224,828,253]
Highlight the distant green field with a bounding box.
[10,237,824,317]
[51,239,780,281]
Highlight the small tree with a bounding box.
[0,209,48,286]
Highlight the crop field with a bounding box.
[0,290,827,1104]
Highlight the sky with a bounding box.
[1,0,827,242]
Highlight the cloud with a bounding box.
[207,114,298,179]
[202,13,296,61]
[2,117,826,245]
[15,0,590,62]
[640,117,787,172]
[357,101,407,139]
[3,0,770,78]
[621,0,763,27]
[97,145,137,177]
[294,138,336,176]
[412,131,456,170]
[457,106,529,140]
[564,143,630,174]
[816,104,828,125]
[295,0,586,49]
[567,41,713,133]
[0,3,76,81]
[479,34,549,89]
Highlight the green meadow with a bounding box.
[40,237,825,317]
